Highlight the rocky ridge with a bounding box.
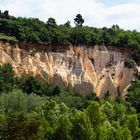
[0,41,136,97]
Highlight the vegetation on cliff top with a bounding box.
[0,33,17,42]
[0,10,140,51]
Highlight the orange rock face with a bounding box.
[0,41,135,97]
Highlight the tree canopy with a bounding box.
[0,10,140,52]
[74,14,84,27]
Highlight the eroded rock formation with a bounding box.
[0,41,136,97]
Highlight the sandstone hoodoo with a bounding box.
[0,41,138,97]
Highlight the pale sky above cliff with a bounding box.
[0,0,140,30]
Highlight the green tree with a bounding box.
[127,80,140,112]
[121,127,132,140]
[37,100,70,140]
[96,122,113,140]
[0,112,40,140]
[0,89,44,113]
[37,100,69,126]
[46,17,57,28]
[0,63,15,93]
[18,76,48,95]
[53,115,72,140]
[101,101,115,121]
[53,85,61,96]
[64,20,71,28]
[126,115,139,138]
[74,14,84,26]
[86,101,104,127]
[71,112,95,140]
[1,10,9,19]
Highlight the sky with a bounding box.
[0,0,140,30]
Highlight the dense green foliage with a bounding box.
[0,63,140,140]
[74,14,84,27]
[0,10,140,51]
[0,92,139,140]
[124,57,135,69]
[127,80,140,113]
[0,63,15,93]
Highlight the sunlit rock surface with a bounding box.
[0,41,135,97]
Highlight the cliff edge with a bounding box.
[0,41,136,97]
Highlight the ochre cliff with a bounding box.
[0,41,136,97]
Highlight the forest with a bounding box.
[0,10,140,51]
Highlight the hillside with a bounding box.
[1,10,140,140]
[0,41,139,97]
[0,10,140,97]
